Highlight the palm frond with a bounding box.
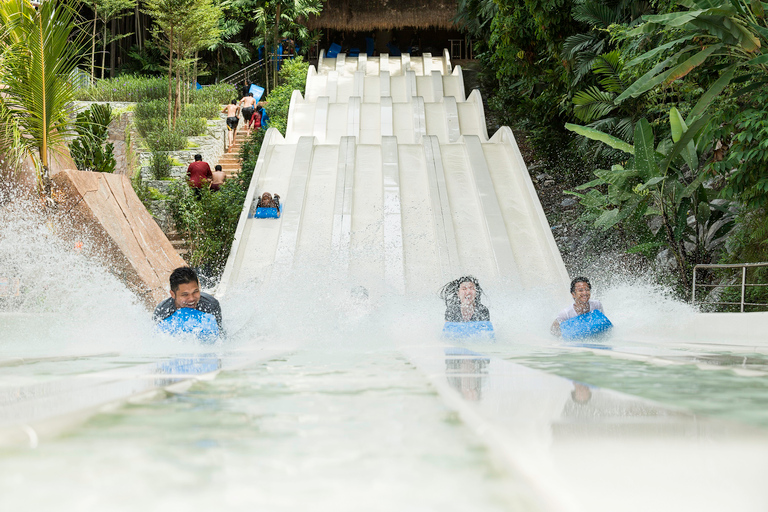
[573,86,617,122]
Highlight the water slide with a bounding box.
[3,51,768,511]
[219,50,570,298]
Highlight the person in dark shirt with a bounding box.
[153,267,223,331]
[439,275,490,322]
[187,154,212,198]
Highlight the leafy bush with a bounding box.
[262,57,309,135]
[145,127,187,151]
[175,116,207,137]
[168,180,245,274]
[69,103,116,173]
[135,99,208,150]
[150,151,173,180]
[190,83,238,105]
[183,102,220,120]
[74,74,168,102]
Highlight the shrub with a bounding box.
[168,180,245,274]
[183,102,220,120]
[69,103,116,173]
[145,127,187,151]
[262,57,309,135]
[150,151,173,180]
[190,83,238,105]
[74,74,167,102]
[175,116,207,138]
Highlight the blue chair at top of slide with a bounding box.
[386,42,401,56]
[443,321,495,339]
[560,310,613,341]
[327,43,341,58]
[156,308,219,343]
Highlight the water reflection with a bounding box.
[445,355,490,402]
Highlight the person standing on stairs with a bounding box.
[187,154,212,199]
[240,92,257,136]
[222,100,240,148]
[211,165,225,191]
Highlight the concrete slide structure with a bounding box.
[219,50,570,298]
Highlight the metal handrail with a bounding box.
[220,58,267,86]
[220,53,297,87]
[692,262,768,312]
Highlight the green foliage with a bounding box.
[567,111,736,292]
[74,74,168,102]
[164,127,263,275]
[149,151,172,180]
[130,167,152,208]
[238,128,265,187]
[168,180,244,273]
[143,126,188,151]
[262,57,308,135]
[69,103,116,173]
[189,82,237,105]
[712,87,768,209]
[135,98,209,151]
[0,0,86,193]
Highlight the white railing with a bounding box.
[692,262,768,312]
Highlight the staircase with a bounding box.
[218,130,247,179]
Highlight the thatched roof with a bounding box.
[306,0,458,31]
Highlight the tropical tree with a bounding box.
[614,0,767,107]
[207,18,250,82]
[566,107,736,291]
[252,0,322,92]
[0,0,86,198]
[143,0,221,128]
[84,0,137,82]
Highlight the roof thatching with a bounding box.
[306,0,458,31]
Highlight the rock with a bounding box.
[560,197,577,208]
[655,248,678,271]
[51,170,186,308]
[543,179,555,187]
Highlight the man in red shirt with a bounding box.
[187,154,212,199]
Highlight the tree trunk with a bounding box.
[174,46,181,127]
[264,24,269,94]
[100,21,107,80]
[168,26,174,130]
[91,16,97,84]
[135,4,142,51]
[110,18,117,77]
[193,50,198,93]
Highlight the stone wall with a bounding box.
[138,117,228,182]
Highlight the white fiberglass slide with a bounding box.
[219,50,570,299]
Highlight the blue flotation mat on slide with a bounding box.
[156,308,219,342]
[443,321,495,339]
[251,204,282,219]
[560,310,613,341]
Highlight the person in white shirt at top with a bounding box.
[551,277,604,337]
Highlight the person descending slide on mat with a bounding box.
[551,277,606,337]
[440,276,490,322]
[256,192,281,217]
[154,267,223,334]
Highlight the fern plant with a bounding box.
[69,103,116,173]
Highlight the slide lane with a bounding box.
[399,341,768,512]
[219,133,570,297]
